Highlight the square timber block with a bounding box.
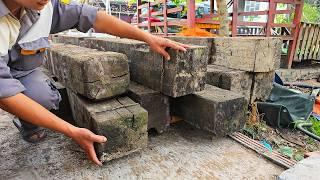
[82,38,209,97]
[171,85,247,136]
[166,36,213,63]
[128,82,170,133]
[48,43,130,100]
[211,37,282,72]
[51,34,90,46]
[67,90,148,162]
[206,65,253,101]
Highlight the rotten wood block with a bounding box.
[51,34,90,46]
[206,65,253,102]
[166,36,213,63]
[211,37,282,72]
[206,65,274,103]
[251,71,275,102]
[128,82,170,133]
[67,90,148,162]
[171,85,247,136]
[82,38,208,97]
[48,43,130,100]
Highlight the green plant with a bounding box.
[303,3,320,23]
[310,116,320,136]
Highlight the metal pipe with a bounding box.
[296,122,320,142]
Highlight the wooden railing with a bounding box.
[136,0,186,35]
[232,0,303,68]
[135,0,304,68]
[294,22,320,62]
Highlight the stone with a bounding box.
[67,90,148,162]
[278,156,320,180]
[211,37,282,72]
[171,85,247,136]
[82,38,208,97]
[128,82,170,133]
[48,43,130,100]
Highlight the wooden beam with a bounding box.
[274,0,302,4]
[238,21,267,26]
[232,0,238,37]
[271,23,295,28]
[230,9,292,17]
[147,2,151,33]
[187,0,196,28]
[217,0,229,36]
[151,7,182,16]
[266,0,276,37]
[163,0,168,36]
[287,2,303,68]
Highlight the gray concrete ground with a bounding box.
[0,109,284,179]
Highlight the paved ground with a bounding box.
[0,110,284,179]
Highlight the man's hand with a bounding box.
[94,12,190,60]
[146,36,190,60]
[0,93,107,166]
[70,127,107,166]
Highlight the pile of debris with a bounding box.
[44,34,280,162]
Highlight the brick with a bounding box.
[206,65,252,101]
[171,85,247,136]
[48,43,130,100]
[82,38,208,97]
[211,37,282,72]
[67,90,148,162]
[128,82,170,133]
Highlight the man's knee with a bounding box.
[27,80,61,109]
[18,70,61,110]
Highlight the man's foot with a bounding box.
[13,118,47,143]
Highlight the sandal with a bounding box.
[13,118,47,143]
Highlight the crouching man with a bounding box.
[0,0,187,165]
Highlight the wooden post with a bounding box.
[137,0,141,26]
[266,0,276,37]
[287,1,303,68]
[210,0,215,14]
[232,0,238,37]
[187,0,196,28]
[217,0,229,36]
[147,1,151,33]
[163,0,168,36]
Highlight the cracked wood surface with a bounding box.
[47,43,130,100]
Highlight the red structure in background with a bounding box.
[231,0,303,68]
[135,0,304,68]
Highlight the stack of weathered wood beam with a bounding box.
[44,34,280,162]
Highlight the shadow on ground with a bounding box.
[0,110,283,179]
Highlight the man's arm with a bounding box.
[50,0,188,60]
[0,93,107,165]
[0,18,106,166]
[93,11,188,60]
